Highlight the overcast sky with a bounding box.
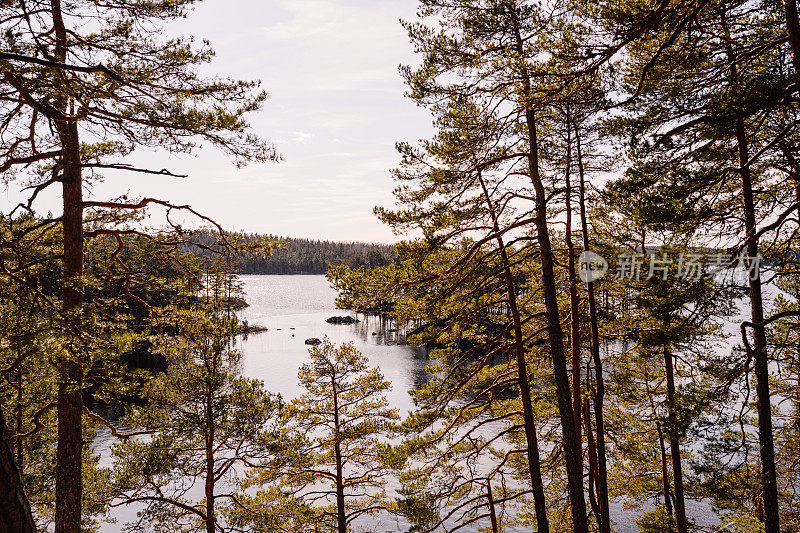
[2,0,433,243]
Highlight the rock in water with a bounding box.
[326,316,359,325]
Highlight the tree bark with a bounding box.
[736,118,780,533]
[564,118,583,442]
[718,12,779,529]
[486,479,499,533]
[505,10,587,528]
[478,175,549,532]
[575,120,610,533]
[332,375,347,533]
[583,398,601,522]
[15,368,24,470]
[663,346,688,533]
[51,1,85,530]
[656,421,675,530]
[55,161,84,533]
[520,97,588,533]
[0,408,36,533]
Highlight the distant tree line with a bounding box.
[184,231,397,275]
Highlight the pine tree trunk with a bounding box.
[15,367,24,470]
[719,13,779,528]
[564,120,583,443]
[576,120,610,533]
[54,61,85,533]
[0,408,36,533]
[656,421,674,529]
[331,376,347,533]
[736,118,780,533]
[486,479,499,533]
[664,346,688,533]
[478,175,549,532]
[504,10,588,527]
[334,441,346,533]
[583,399,601,521]
[55,161,84,533]
[205,396,216,533]
[50,2,85,532]
[523,113,587,532]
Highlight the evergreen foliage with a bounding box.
[185,231,396,275]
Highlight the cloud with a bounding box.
[256,0,414,93]
[291,131,314,144]
[34,0,434,243]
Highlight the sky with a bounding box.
[1,0,434,243]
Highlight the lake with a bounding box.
[235,274,430,414]
[232,276,722,533]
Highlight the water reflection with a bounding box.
[236,275,430,414]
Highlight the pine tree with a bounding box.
[0,3,277,530]
[590,0,800,527]
[240,339,399,533]
[110,307,281,533]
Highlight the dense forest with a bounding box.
[184,231,396,274]
[1,0,800,533]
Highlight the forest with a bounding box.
[1,0,800,532]
[184,231,396,275]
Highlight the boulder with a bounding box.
[326,316,359,325]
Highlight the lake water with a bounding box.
[235,275,430,414]
[233,276,721,533]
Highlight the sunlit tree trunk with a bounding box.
[478,174,549,532]
[51,1,85,531]
[505,9,588,528]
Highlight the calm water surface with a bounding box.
[235,275,429,413]
[233,276,720,533]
